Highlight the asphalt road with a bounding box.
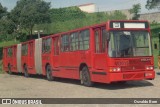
[0,69,160,107]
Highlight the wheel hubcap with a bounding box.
[82,71,88,83]
[47,67,51,79]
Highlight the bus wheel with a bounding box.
[24,65,29,77]
[81,66,93,87]
[46,65,53,81]
[8,65,12,74]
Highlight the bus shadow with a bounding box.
[10,73,154,90]
[10,72,46,80]
[55,78,154,90]
[93,81,154,90]
[49,77,154,90]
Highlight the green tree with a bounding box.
[109,10,127,20]
[96,11,104,23]
[0,3,27,42]
[49,7,86,22]
[0,3,7,19]
[0,3,15,41]
[0,17,14,34]
[10,0,51,37]
[0,17,15,41]
[129,3,141,20]
[146,0,160,10]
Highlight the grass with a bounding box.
[151,23,160,30]
[0,60,4,74]
[0,40,20,48]
[153,50,159,68]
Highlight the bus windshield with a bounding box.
[108,31,152,57]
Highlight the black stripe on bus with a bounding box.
[92,71,107,75]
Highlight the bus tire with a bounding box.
[24,65,29,77]
[8,65,12,74]
[46,65,53,81]
[81,66,93,87]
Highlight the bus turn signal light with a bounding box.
[145,73,153,77]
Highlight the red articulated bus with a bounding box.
[3,20,155,86]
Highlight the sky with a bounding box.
[0,0,158,13]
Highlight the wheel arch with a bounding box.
[7,63,11,72]
[45,63,50,71]
[79,63,90,79]
[23,63,26,68]
[79,63,88,72]
[8,63,11,67]
[22,63,27,73]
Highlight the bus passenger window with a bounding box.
[42,38,51,53]
[46,38,51,52]
[70,32,79,51]
[79,29,90,50]
[22,44,28,56]
[7,48,13,57]
[30,43,33,56]
[95,30,100,53]
[102,29,107,52]
[61,34,69,52]
[42,40,45,53]
[54,37,60,55]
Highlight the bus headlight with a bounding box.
[145,66,154,70]
[109,67,121,72]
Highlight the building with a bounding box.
[77,3,96,13]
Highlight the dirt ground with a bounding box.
[0,69,160,107]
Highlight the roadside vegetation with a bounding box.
[0,60,4,73]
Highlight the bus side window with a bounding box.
[54,37,60,55]
[7,48,12,57]
[79,29,90,50]
[70,33,74,51]
[102,28,108,52]
[42,38,51,53]
[42,39,46,53]
[95,27,107,53]
[95,30,100,53]
[30,42,33,56]
[61,34,69,52]
[70,32,79,51]
[46,38,51,53]
[22,44,28,56]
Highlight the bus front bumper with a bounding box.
[109,70,155,83]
